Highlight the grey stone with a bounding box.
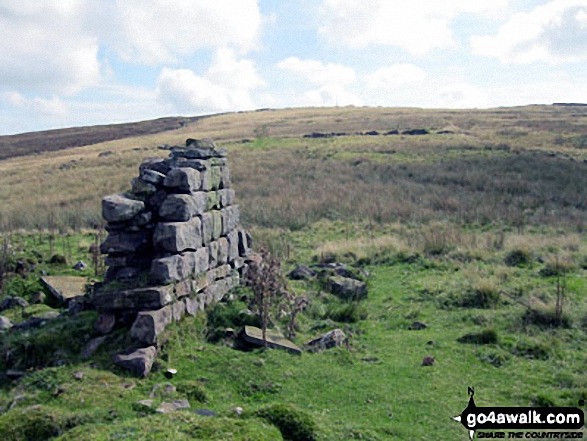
[220,165,231,188]
[156,399,190,413]
[206,191,220,210]
[159,193,207,221]
[81,336,107,359]
[94,313,116,334]
[72,260,87,271]
[163,167,201,193]
[218,189,235,207]
[227,230,239,262]
[0,316,13,330]
[307,329,347,351]
[288,265,316,280]
[195,247,210,276]
[211,211,222,240]
[113,346,157,377]
[0,296,29,312]
[207,264,231,283]
[139,157,171,175]
[208,241,219,268]
[408,321,428,330]
[172,301,186,322]
[100,230,150,254]
[105,211,152,230]
[104,266,142,283]
[194,409,217,417]
[102,194,145,222]
[201,212,213,245]
[184,297,199,316]
[150,253,195,285]
[93,285,174,311]
[242,325,302,355]
[217,237,229,265]
[327,276,368,300]
[130,306,173,345]
[422,355,435,366]
[222,205,240,234]
[153,217,202,253]
[131,178,157,196]
[141,169,166,185]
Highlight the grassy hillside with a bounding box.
[0,106,586,440]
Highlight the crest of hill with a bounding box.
[0,116,208,161]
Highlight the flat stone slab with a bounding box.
[242,326,302,355]
[92,285,174,311]
[41,276,87,302]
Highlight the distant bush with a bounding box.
[457,329,498,345]
[254,403,317,441]
[176,380,208,403]
[572,134,587,149]
[521,306,572,329]
[504,248,532,267]
[474,347,510,367]
[0,405,88,441]
[438,280,500,309]
[505,336,554,360]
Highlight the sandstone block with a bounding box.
[201,212,213,244]
[102,194,144,222]
[212,210,222,240]
[217,237,229,265]
[150,253,195,284]
[218,189,235,207]
[113,346,157,377]
[208,241,219,268]
[163,167,201,193]
[153,217,202,253]
[159,193,207,221]
[100,230,150,255]
[131,306,173,345]
[92,285,174,311]
[227,230,240,262]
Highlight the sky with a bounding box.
[1,0,587,135]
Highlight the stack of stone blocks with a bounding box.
[94,139,252,354]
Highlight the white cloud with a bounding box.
[2,91,67,117]
[156,49,264,113]
[277,57,356,86]
[110,0,262,64]
[0,0,101,95]
[318,0,510,54]
[471,0,587,64]
[365,64,427,88]
[277,57,360,107]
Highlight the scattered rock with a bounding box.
[164,369,177,380]
[401,129,429,136]
[327,276,367,300]
[287,265,316,280]
[307,329,347,351]
[81,336,107,360]
[73,371,84,381]
[241,326,302,355]
[422,355,435,366]
[68,298,85,315]
[234,406,243,417]
[30,291,46,304]
[0,316,13,330]
[6,370,26,380]
[0,296,29,312]
[95,313,116,334]
[364,130,379,136]
[194,409,217,417]
[12,312,60,331]
[384,130,399,135]
[72,260,87,271]
[156,399,190,413]
[408,321,428,330]
[98,151,113,157]
[163,383,177,394]
[113,346,157,377]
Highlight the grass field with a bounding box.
[0,106,586,440]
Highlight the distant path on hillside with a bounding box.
[0,114,219,161]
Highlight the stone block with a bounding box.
[163,167,201,193]
[172,301,186,322]
[201,212,213,244]
[131,178,157,196]
[206,191,220,210]
[150,253,195,284]
[100,230,150,255]
[227,230,240,262]
[153,217,202,253]
[102,194,144,222]
[208,240,219,268]
[195,246,209,275]
[140,169,166,185]
[207,264,231,283]
[222,205,240,235]
[131,306,173,345]
[184,297,198,316]
[220,165,231,189]
[159,193,207,221]
[217,237,229,265]
[113,346,157,377]
[218,189,235,207]
[92,285,174,311]
[211,210,222,240]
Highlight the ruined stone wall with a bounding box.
[93,139,252,357]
